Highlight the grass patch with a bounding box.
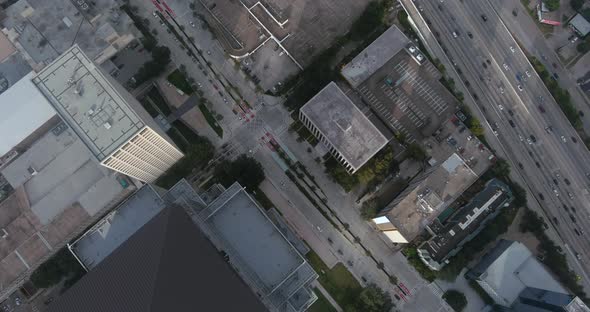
[147,87,172,116]
[308,288,337,312]
[306,251,362,308]
[198,103,223,137]
[167,69,194,94]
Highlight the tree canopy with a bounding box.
[544,0,559,11]
[214,155,266,190]
[361,198,379,220]
[443,290,467,312]
[344,284,393,312]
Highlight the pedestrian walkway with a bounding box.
[311,280,343,312]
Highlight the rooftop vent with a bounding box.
[0,228,7,239]
[104,122,112,130]
[27,166,37,176]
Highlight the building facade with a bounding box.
[32,45,183,182]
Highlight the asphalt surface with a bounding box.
[405,0,590,289]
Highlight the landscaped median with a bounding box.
[165,68,223,138]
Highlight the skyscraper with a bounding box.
[32,45,183,182]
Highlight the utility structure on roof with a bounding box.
[32,45,183,183]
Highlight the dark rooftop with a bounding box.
[419,179,512,267]
[47,204,268,312]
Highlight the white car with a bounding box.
[525,70,531,77]
[519,135,524,141]
[452,31,458,38]
[527,138,532,145]
[152,11,158,17]
[190,21,196,28]
[510,46,516,53]
[498,104,504,110]
[517,85,523,91]
[503,63,509,70]
[499,87,505,94]
[561,135,567,143]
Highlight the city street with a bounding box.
[125,0,456,310]
[404,0,590,290]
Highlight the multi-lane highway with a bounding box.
[403,0,590,285]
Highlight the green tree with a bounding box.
[443,290,467,312]
[469,118,485,136]
[571,0,584,11]
[31,248,85,289]
[355,146,394,184]
[490,159,511,178]
[156,138,214,188]
[214,155,266,190]
[545,0,560,11]
[404,143,427,161]
[345,284,392,312]
[361,198,379,220]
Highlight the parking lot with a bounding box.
[359,52,454,143]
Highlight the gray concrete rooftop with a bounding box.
[197,182,317,311]
[300,82,388,171]
[341,25,410,88]
[32,45,144,161]
[71,185,166,270]
[3,0,137,65]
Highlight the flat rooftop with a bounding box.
[197,182,317,310]
[300,82,388,171]
[421,179,512,263]
[32,45,144,160]
[3,0,136,65]
[342,26,456,143]
[384,153,478,242]
[0,71,56,156]
[71,185,166,270]
[341,25,411,88]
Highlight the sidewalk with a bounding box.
[311,280,343,312]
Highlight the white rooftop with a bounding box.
[480,241,566,306]
[0,71,56,156]
[32,45,144,161]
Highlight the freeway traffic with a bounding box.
[404,0,590,281]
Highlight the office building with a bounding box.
[32,45,183,183]
[299,82,389,174]
[62,180,317,312]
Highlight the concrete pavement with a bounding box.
[404,0,590,291]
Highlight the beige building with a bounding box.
[32,45,183,183]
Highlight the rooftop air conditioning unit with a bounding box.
[104,122,112,130]
[27,166,38,176]
[1,228,7,239]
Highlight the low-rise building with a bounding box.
[417,179,513,270]
[299,82,389,174]
[0,120,135,301]
[372,116,494,243]
[341,25,455,143]
[466,239,590,311]
[2,0,138,69]
[569,13,590,37]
